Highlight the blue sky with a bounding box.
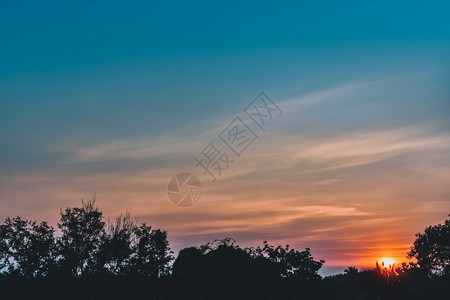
[1,0,450,276]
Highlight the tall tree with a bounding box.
[57,196,105,276]
[130,223,173,278]
[95,212,135,275]
[407,214,450,275]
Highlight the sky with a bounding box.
[1,0,450,276]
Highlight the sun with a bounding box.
[380,258,396,268]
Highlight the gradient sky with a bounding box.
[1,1,450,275]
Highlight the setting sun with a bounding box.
[380,258,396,268]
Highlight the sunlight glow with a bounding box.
[380,258,396,268]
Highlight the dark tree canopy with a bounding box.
[57,197,105,276]
[95,212,135,275]
[249,241,325,281]
[408,214,450,275]
[172,238,324,299]
[0,195,174,281]
[0,216,55,277]
[129,223,173,277]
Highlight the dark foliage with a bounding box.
[57,197,105,276]
[407,214,450,275]
[171,238,324,299]
[0,199,449,299]
[0,216,56,277]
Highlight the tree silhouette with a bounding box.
[1,199,449,299]
[57,196,105,276]
[172,238,324,299]
[56,196,174,278]
[408,214,450,275]
[0,216,55,277]
[95,212,135,275]
[129,223,173,278]
[251,241,325,281]
[173,239,274,299]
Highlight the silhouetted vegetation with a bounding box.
[0,197,448,299]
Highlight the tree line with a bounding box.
[0,196,449,299]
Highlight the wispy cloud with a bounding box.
[296,126,450,162]
[281,82,370,111]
